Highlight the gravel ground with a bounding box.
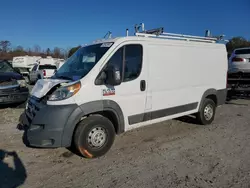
[0,99,250,188]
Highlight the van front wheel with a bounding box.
[74,115,116,158]
[196,98,216,125]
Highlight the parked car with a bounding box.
[228,47,250,73]
[20,23,227,158]
[227,47,250,98]
[0,60,29,105]
[28,64,57,84]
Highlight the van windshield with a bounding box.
[0,61,15,73]
[53,43,113,80]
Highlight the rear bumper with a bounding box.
[0,87,29,104]
[19,98,78,148]
[229,64,250,73]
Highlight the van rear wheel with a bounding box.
[74,115,115,158]
[196,98,216,125]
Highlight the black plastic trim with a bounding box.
[199,89,216,111]
[128,102,198,125]
[21,102,78,148]
[216,89,227,106]
[61,100,125,147]
[199,88,227,111]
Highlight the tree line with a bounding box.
[0,41,70,60]
[1,37,250,61]
[226,37,250,56]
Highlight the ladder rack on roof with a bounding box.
[133,23,227,43]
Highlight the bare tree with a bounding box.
[26,48,32,56]
[16,45,24,52]
[53,47,61,58]
[46,48,51,56]
[33,45,41,53]
[0,40,11,52]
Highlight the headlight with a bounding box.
[48,81,81,101]
[17,80,27,87]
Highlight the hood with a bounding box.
[31,79,70,99]
[0,72,23,81]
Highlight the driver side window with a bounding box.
[95,44,143,85]
[106,47,123,76]
[106,44,142,82]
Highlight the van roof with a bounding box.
[91,36,225,47]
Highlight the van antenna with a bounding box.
[126,29,129,36]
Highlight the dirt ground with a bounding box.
[0,99,250,188]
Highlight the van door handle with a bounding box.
[140,80,146,91]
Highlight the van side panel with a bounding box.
[146,42,227,118]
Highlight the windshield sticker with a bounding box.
[103,88,115,96]
[101,43,113,48]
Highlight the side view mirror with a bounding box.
[95,64,122,86]
[105,64,122,86]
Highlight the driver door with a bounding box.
[101,43,148,127]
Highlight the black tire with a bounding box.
[73,115,116,158]
[196,98,216,125]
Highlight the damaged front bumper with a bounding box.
[19,97,78,148]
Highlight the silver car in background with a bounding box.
[228,47,250,73]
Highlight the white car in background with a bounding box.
[28,64,57,84]
[228,47,250,73]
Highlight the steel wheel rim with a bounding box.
[204,104,213,121]
[87,127,107,148]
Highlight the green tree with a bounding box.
[226,37,250,55]
[68,46,81,58]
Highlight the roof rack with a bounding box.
[133,23,227,43]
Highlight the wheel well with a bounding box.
[206,94,217,105]
[72,110,119,135]
[93,111,119,134]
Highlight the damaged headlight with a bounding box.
[17,80,27,87]
[48,81,81,101]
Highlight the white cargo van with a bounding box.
[20,24,228,158]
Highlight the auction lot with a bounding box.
[1,99,250,188]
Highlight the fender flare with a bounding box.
[198,89,217,111]
[61,100,125,147]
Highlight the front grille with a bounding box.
[0,87,19,94]
[26,99,40,120]
[0,80,18,87]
